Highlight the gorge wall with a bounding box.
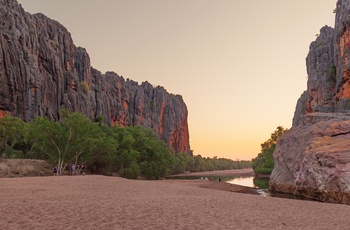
[0,0,190,154]
[270,0,350,204]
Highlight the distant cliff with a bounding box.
[270,0,350,204]
[0,0,190,154]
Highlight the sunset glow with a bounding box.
[18,0,336,160]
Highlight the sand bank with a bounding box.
[1,175,350,229]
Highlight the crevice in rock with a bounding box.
[330,131,350,137]
[132,89,137,127]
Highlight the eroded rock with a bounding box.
[270,0,350,204]
[0,0,190,154]
[270,113,350,204]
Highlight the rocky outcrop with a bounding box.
[293,26,335,126]
[270,113,350,204]
[293,1,350,127]
[0,0,190,154]
[270,0,350,204]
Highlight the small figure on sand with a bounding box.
[81,164,85,176]
[218,178,221,182]
[53,166,57,175]
[72,164,76,175]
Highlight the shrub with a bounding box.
[252,126,288,175]
[80,81,89,94]
[327,64,336,83]
[49,40,57,50]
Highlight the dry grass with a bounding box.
[0,159,52,177]
[0,162,10,175]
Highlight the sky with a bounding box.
[17,0,336,160]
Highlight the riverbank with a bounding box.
[167,168,260,195]
[168,168,255,177]
[1,175,350,229]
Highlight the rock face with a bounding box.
[270,0,350,204]
[0,0,190,154]
[270,113,350,203]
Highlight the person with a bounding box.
[53,166,57,175]
[81,164,85,176]
[72,164,76,175]
[218,178,221,182]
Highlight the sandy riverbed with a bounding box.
[1,174,350,229]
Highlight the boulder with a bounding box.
[270,113,350,204]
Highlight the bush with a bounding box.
[80,81,89,94]
[252,126,288,175]
[327,64,336,83]
[122,162,141,179]
[49,40,57,49]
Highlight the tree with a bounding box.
[0,111,253,178]
[78,124,118,174]
[112,125,175,179]
[0,115,27,159]
[112,126,140,178]
[27,116,67,172]
[171,152,191,174]
[27,109,112,174]
[252,126,288,175]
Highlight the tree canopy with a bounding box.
[0,111,252,179]
[252,126,288,175]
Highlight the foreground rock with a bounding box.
[0,0,190,153]
[270,0,350,204]
[270,113,350,204]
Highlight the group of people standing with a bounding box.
[71,164,85,175]
[52,164,86,176]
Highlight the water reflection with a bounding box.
[166,175,270,190]
[226,176,255,187]
[166,175,317,201]
[226,176,269,189]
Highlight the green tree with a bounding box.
[78,123,118,174]
[171,152,191,174]
[0,115,27,159]
[252,126,288,175]
[27,109,113,174]
[112,126,141,178]
[27,116,67,171]
[127,126,174,179]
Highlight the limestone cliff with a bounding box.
[293,1,350,126]
[270,0,350,204]
[0,0,190,154]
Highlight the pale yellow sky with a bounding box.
[17,0,336,160]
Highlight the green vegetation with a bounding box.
[315,40,326,47]
[49,39,57,50]
[327,64,336,83]
[0,111,251,179]
[150,100,155,109]
[0,116,27,159]
[253,177,270,189]
[80,81,89,94]
[252,126,288,175]
[333,7,340,14]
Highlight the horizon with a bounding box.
[17,0,336,160]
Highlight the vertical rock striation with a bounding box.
[0,0,190,154]
[270,0,350,204]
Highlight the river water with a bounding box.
[226,176,256,187]
[166,175,270,190]
[167,175,316,200]
[226,176,269,189]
